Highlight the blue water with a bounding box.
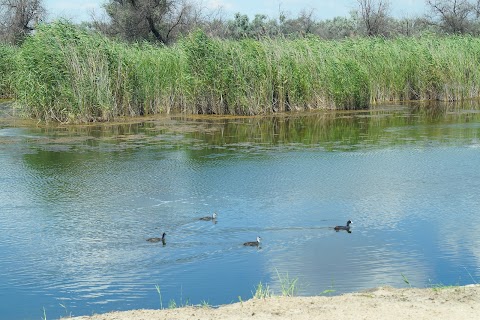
[0,104,479,319]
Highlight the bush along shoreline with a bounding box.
[3,21,480,122]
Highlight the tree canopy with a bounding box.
[103,0,190,44]
[0,0,45,44]
[5,0,480,45]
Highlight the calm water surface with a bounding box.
[0,103,479,319]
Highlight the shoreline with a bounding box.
[69,284,480,320]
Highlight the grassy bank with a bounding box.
[5,21,480,122]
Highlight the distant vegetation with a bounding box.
[78,0,480,43]
[2,1,480,122]
[3,1,480,45]
[2,21,480,122]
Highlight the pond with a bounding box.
[0,102,479,319]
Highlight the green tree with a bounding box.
[425,0,477,34]
[316,15,357,39]
[103,0,190,44]
[0,0,45,44]
[226,13,279,39]
[280,9,319,37]
[356,0,391,36]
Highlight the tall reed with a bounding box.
[0,44,18,98]
[11,22,480,122]
[349,35,480,102]
[181,33,370,114]
[15,22,114,121]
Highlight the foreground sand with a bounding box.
[70,285,480,320]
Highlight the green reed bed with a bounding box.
[182,34,370,115]
[10,22,480,122]
[14,22,183,122]
[15,22,113,121]
[0,44,18,98]
[349,36,480,102]
[107,41,183,117]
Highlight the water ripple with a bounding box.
[1,107,480,319]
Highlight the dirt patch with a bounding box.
[69,285,480,320]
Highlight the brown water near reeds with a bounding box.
[0,101,479,319]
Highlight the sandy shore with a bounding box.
[70,285,480,320]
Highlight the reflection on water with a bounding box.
[0,102,480,319]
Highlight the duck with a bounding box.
[243,236,261,246]
[147,232,166,244]
[199,212,217,221]
[334,220,352,232]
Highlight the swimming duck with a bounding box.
[243,236,261,246]
[147,232,166,244]
[199,212,217,221]
[334,220,352,232]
